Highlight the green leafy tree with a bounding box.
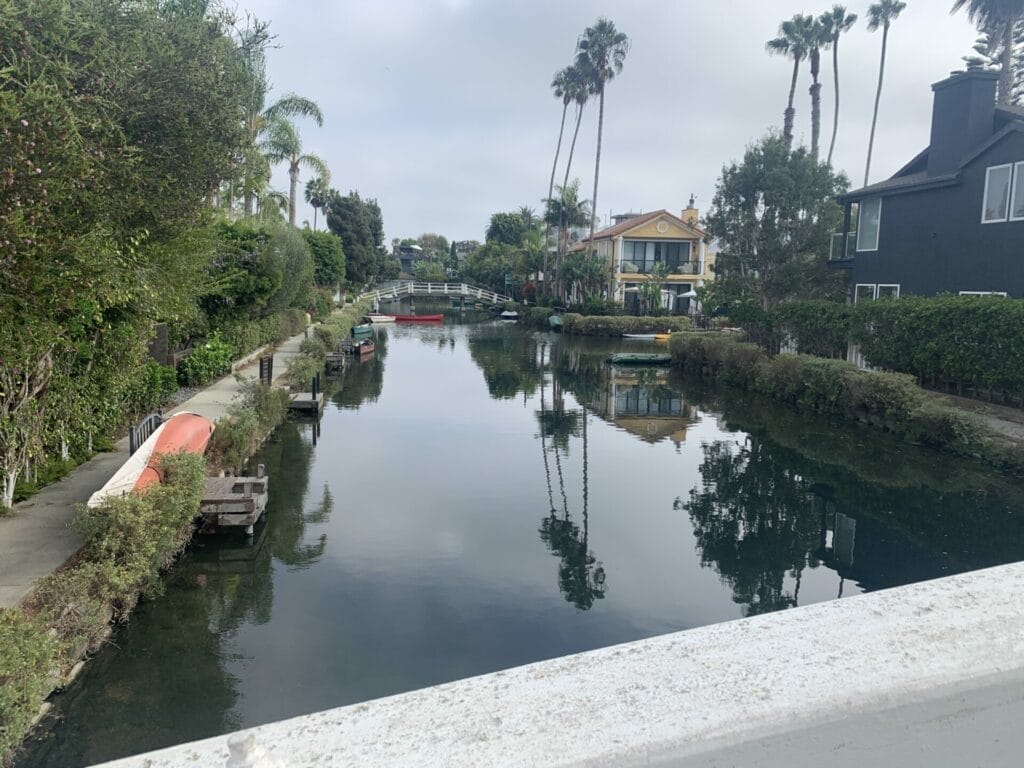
[766,14,816,150]
[704,133,849,311]
[417,233,451,261]
[820,6,859,166]
[576,18,630,254]
[543,180,591,301]
[325,190,387,286]
[303,230,345,290]
[486,212,532,245]
[864,0,907,185]
[413,259,448,282]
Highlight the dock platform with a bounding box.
[288,392,324,415]
[199,471,269,534]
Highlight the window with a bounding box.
[621,240,692,273]
[855,283,900,302]
[959,290,1008,297]
[983,164,1013,223]
[1011,162,1024,221]
[856,198,881,252]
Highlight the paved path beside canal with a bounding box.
[0,327,312,610]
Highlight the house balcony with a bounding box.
[618,261,704,276]
[828,232,856,269]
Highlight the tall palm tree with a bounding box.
[820,6,859,166]
[766,14,816,149]
[807,19,831,161]
[304,176,330,231]
[864,1,907,185]
[544,66,576,296]
[576,18,630,264]
[952,0,1024,104]
[561,64,591,193]
[261,116,330,226]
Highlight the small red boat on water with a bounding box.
[393,314,444,322]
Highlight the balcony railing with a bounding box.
[619,261,703,275]
[830,232,857,260]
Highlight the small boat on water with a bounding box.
[350,339,375,356]
[500,310,519,321]
[87,412,215,507]
[365,314,396,323]
[393,314,444,322]
[623,333,672,342]
[607,353,673,365]
[548,314,563,331]
[351,323,373,338]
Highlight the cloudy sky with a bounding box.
[245,0,979,243]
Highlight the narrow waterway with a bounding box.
[18,317,1024,767]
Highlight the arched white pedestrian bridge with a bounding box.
[358,281,513,306]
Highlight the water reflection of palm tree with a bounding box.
[537,341,606,610]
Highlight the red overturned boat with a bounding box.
[87,411,215,507]
[392,314,444,322]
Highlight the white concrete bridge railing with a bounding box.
[94,561,1024,768]
[358,281,513,306]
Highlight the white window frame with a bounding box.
[982,163,1013,224]
[959,290,1008,297]
[876,284,900,300]
[854,283,876,303]
[1010,161,1024,221]
[856,198,882,252]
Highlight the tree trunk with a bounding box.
[809,48,821,161]
[784,57,800,148]
[827,38,841,166]
[563,103,585,191]
[543,103,569,301]
[313,207,318,232]
[864,24,889,186]
[289,163,299,227]
[2,468,17,510]
[1000,19,1014,105]
[244,187,255,217]
[587,86,605,261]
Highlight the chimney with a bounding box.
[928,69,998,176]
[681,194,699,227]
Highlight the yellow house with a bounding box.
[574,202,715,314]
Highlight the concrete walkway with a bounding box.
[0,327,312,610]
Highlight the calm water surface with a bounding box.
[18,317,1024,767]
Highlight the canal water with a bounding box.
[17,318,1024,767]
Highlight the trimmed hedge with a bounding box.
[668,333,994,460]
[562,313,692,336]
[737,295,1024,396]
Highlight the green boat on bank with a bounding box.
[351,324,373,339]
[607,352,672,365]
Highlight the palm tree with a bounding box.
[864,1,907,185]
[544,179,591,301]
[561,64,591,193]
[807,19,831,161]
[820,6,859,166]
[952,1,1024,104]
[261,115,330,226]
[766,14,816,149]
[547,67,575,221]
[576,18,630,263]
[304,176,330,231]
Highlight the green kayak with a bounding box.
[608,353,672,365]
[351,324,373,338]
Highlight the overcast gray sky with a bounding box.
[246,0,978,243]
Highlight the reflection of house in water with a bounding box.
[583,365,699,447]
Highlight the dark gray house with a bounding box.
[831,69,1024,300]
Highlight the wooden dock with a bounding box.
[198,471,269,534]
[325,351,346,374]
[288,391,324,415]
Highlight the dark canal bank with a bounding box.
[18,318,1024,767]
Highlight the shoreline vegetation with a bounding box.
[0,300,372,764]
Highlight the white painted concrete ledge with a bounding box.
[96,562,1024,768]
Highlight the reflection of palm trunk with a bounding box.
[554,444,569,517]
[540,345,555,513]
[582,403,589,547]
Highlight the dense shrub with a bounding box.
[562,313,692,336]
[0,610,58,759]
[669,333,993,460]
[207,382,288,473]
[177,334,234,386]
[127,361,179,415]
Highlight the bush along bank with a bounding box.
[668,333,1024,473]
[561,313,692,336]
[1,453,206,763]
[732,295,1024,403]
[285,298,373,388]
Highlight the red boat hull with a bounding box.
[393,314,444,322]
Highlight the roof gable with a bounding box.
[586,210,705,242]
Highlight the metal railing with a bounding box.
[129,412,164,455]
[358,282,513,305]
